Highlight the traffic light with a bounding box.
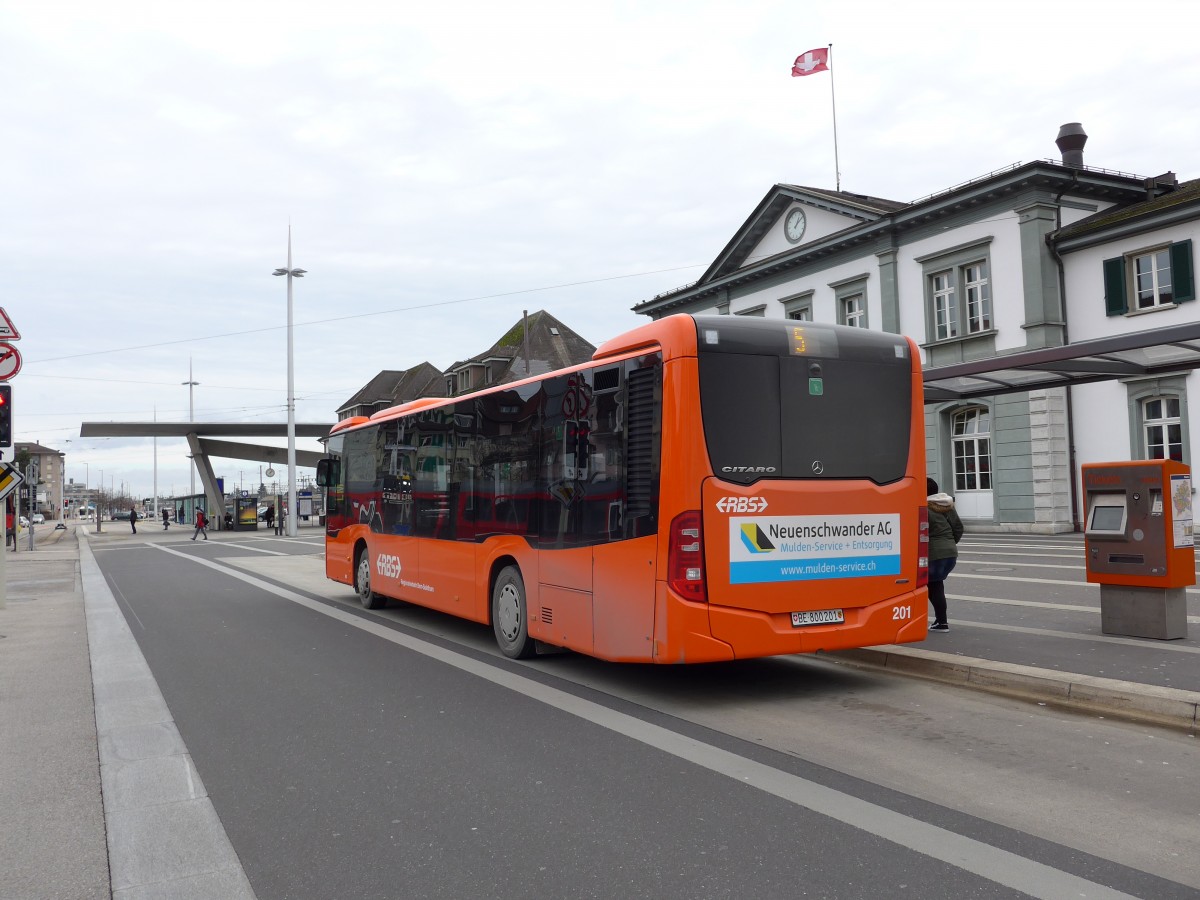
[0,385,10,447]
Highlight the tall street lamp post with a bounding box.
[182,360,199,499]
[274,227,306,538]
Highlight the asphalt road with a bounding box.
[91,532,1200,899]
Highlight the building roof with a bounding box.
[448,309,595,387]
[1052,176,1199,250]
[338,369,408,412]
[337,310,597,419]
[389,362,447,405]
[13,441,62,455]
[637,160,1160,317]
[335,362,447,418]
[777,185,908,214]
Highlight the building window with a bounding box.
[1104,240,1195,315]
[841,293,866,327]
[928,260,991,340]
[780,290,814,321]
[735,304,766,317]
[1143,397,1183,461]
[952,406,992,491]
[830,275,869,329]
[932,272,956,339]
[963,263,992,333]
[917,238,995,346]
[1134,250,1173,308]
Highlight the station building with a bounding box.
[632,125,1200,533]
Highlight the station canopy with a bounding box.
[922,321,1200,402]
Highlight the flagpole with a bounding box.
[828,43,841,191]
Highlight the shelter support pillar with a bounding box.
[187,433,226,530]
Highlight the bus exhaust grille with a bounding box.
[541,607,554,624]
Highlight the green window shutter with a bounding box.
[1171,239,1195,303]
[1103,256,1128,316]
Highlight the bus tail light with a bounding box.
[917,506,929,588]
[668,510,707,602]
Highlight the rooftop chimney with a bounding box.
[1056,123,1087,168]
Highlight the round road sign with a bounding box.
[0,343,22,381]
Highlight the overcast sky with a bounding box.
[4,0,1198,502]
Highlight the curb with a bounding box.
[79,535,257,899]
[824,645,1200,731]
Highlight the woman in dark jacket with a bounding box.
[927,477,963,631]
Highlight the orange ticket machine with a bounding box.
[1082,460,1193,639]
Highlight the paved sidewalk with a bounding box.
[1,524,254,900]
[1,524,1196,898]
[0,525,108,900]
[829,533,1200,730]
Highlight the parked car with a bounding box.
[110,510,132,521]
[18,515,29,528]
[31,513,45,525]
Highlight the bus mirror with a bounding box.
[316,458,337,488]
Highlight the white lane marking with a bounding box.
[935,618,1200,654]
[960,542,1082,550]
[948,594,1099,614]
[947,593,1200,625]
[148,543,1138,900]
[960,560,1086,571]
[220,543,289,556]
[951,572,1200,602]
[106,577,147,631]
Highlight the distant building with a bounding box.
[12,441,66,521]
[336,363,446,422]
[337,310,596,421]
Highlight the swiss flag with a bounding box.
[791,48,829,77]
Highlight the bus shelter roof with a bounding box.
[79,422,334,438]
[922,321,1200,402]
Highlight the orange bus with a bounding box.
[317,314,930,662]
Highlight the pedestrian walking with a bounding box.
[191,508,208,541]
[162,507,170,530]
[264,505,275,533]
[129,506,139,534]
[926,477,963,632]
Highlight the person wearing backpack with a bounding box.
[192,508,208,541]
[926,477,963,632]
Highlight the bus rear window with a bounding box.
[697,319,912,485]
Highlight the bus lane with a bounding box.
[109,542,1200,897]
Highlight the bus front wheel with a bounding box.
[355,550,386,610]
[492,565,535,660]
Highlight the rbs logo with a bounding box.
[715,496,769,514]
[376,554,402,579]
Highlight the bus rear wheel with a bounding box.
[355,549,386,610]
[492,565,535,659]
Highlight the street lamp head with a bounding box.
[292,268,307,277]
[273,268,289,276]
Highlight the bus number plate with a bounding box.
[791,609,844,627]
